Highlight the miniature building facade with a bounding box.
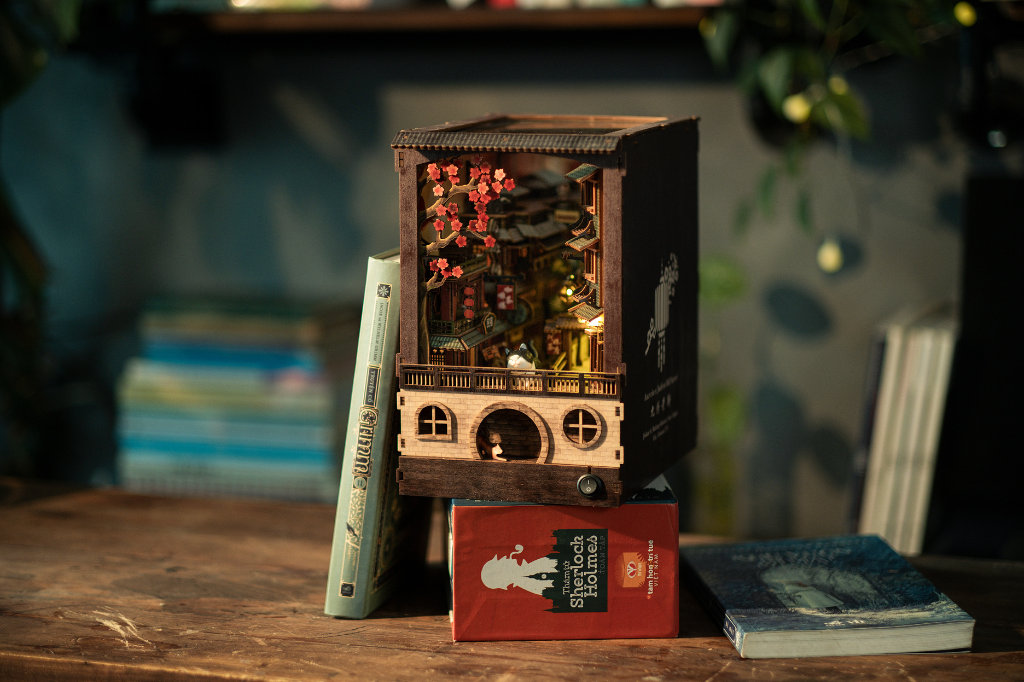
[392,115,698,506]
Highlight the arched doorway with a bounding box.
[470,402,550,462]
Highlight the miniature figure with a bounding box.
[504,343,536,370]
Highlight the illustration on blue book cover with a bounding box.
[681,535,973,637]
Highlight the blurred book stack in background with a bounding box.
[117,296,359,502]
[852,303,958,556]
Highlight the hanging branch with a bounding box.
[421,156,512,291]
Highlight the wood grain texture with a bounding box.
[1,480,1022,681]
[397,456,623,506]
[398,148,428,367]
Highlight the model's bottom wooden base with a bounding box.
[396,456,623,506]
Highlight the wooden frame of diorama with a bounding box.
[392,114,698,507]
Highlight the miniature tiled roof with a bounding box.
[569,303,603,322]
[459,319,510,350]
[431,317,511,351]
[565,234,599,251]
[565,164,600,182]
[391,115,667,154]
[544,314,589,332]
[494,226,525,244]
[516,219,565,240]
[429,335,465,350]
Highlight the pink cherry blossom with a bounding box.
[436,203,448,217]
[455,235,467,247]
[494,169,505,181]
[433,219,445,231]
[469,167,481,179]
[480,162,490,172]
[446,164,459,177]
[504,178,515,191]
[429,260,440,271]
[492,181,503,194]
[472,155,483,165]
[478,213,489,225]
[484,236,496,248]
[451,266,463,278]
[436,258,449,270]
[474,202,487,214]
[451,219,463,231]
[468,191,479,202]
[441,269,451,278]
[433,185,444,196]
[427,164,441,181]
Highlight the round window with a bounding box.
[561,407,602,448]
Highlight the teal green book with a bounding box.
[324,249,425,618]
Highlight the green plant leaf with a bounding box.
[863,1,922,56]
[797,0,827,31]
[757,47,795,110]
[703,10,740,70]
[699,254,747,307]
[811,90,870,139]
[792,46,827,84]
[708,385,747,447]
[34,0,81,44]
[795,189,813,234]
[736,56,760,95]
[757,165,777,219]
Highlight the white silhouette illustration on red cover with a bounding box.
[481,544,557,596]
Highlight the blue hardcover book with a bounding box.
[680,535,974,659]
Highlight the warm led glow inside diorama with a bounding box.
[392,115,699,506]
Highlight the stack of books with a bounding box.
[117,296,358,503]
[322,250,682,636]
[852,303,958,555]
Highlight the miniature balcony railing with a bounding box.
[399,364,621,399]
[428,318,476,336]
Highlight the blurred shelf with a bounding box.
[189,5,709,33]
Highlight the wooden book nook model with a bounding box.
[392,114,698,506]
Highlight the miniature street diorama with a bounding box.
[392,114,698,506]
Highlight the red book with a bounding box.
[450,486,679,641]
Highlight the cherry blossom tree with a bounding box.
[421,156,513,292]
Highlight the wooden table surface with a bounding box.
[1,478,1022,681]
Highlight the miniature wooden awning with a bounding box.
[570,303,604,323]
[565,164,600,182]
[570,281,597,303]
[566,234,599,251]
[544,313,589,332]
[565,212,599,252]
[429,335,465,351]
[430,319,511,351]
